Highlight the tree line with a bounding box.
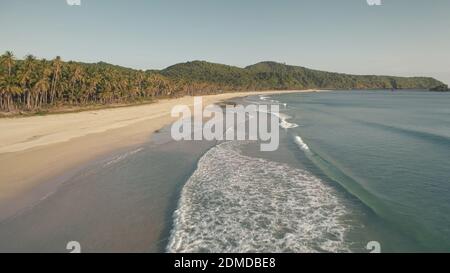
[1,52,444,112]
[0,52,224,112]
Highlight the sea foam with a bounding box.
[167,141,352,253]
[257,109,299,129]
[294,136,310,152]
[275,112,299,129]
[103,147,144,167]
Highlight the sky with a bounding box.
[1,0,449,84]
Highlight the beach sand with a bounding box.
[0,90,312,221]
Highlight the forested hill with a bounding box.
[0,51,444,112]
[162,61,442,90]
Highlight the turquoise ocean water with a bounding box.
[169,90,450,252]
[270,90,450,251]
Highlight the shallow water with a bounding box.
[0,126,215,253]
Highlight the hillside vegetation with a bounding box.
[163,61,441,90]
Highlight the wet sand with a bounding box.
[0,128,216,252]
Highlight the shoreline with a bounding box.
[0,90,320,119]
[0,89,317,221]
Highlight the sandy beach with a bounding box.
[0,90,312,221]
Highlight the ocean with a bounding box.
[1,90,449,253]
[168,90,450,253]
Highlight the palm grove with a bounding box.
[0,51,444,112]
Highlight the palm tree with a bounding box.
[0,51,20,111]
[1,51,15,77]
[50,56,62,104]
[0,75,5,110]
[85,74,101,103]
[68,65,84,104]
[26,61,52,109]
[33,77,50,109]
[39,66,52,108]
[0,75,21,111]
[19,54,37,109]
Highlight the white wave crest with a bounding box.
[259,95,280,104]
[258,109,299,129]
[294,136,310,152]
[277,113,299,129]
[167,141,352,253]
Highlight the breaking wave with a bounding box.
[275,112,299,129]
[257,108,299,129]
[294,136,311,153]
[167,141,353,253]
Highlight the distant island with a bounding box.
[0,51,445,112]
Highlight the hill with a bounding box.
[161,60,443,90]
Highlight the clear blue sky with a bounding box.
[1,0,449,84]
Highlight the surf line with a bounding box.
[170,97,280,152]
